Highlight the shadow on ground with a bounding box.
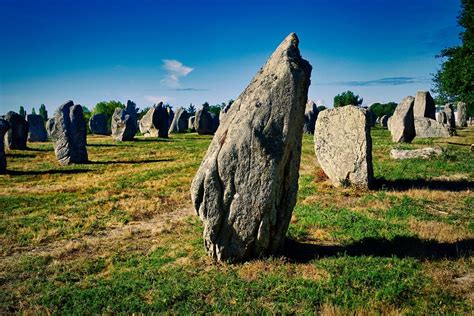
[88,158,174,165]
[283,236,474,263]
[87,143,117,147]
[374,177,474,192]
[7,169,91,176]
[6,153,37,158]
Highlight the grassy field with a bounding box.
[1,127,473,314]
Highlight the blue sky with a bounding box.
[0,0,462,114]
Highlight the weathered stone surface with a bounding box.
[46,118,55,138]
[89,113,109,135]
[0,119,10,174]
[380,115,390,127]
[444,103,456,129]
[437,111,447,124]
[194,108,218,135]
[26,114,47,142]
[169,107,190,133]
[414,117,450,138]
[167,108,174,128]
[50,101,88,165]
[390,147,442,160]
[388,96,416,143]
[367,109,377,128]
[191,33,312,262]
[111,100,138,141]
[3,111,29,150]
[457,102,467,127]
[188,116,196,132]
[314,105,373,188]
[139,103,169,138]
[414,90,436,119]
[303,100,319,134]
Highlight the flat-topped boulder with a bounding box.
[50,101,88,165]
[0,119,10,174]
[169,107,189,133]
[414,90,436,119]
[390,147,442,160]
[191,33,312,262]
[111,100,138,141]
[415,117,450,138]
[303,100,319,134]
[26,114,47,142]
[139,103,169,138]
[3,111,28,150]
[315,105,373,188]
[388,96,416,143]
[89,113,109,135]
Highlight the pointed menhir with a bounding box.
[190,33,312,262]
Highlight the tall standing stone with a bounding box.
[26,114,48,142]
[414,90,436,119]
[457,102,467,127]
[139,103,169,138]
[50,101,88,165]
[314,105,373,188]
[89,113,110,135]
[167,108,174,129]
[111,100,138,141]
[191,33,312,262]
[444,103,456,129]
[3,111,28,150]
[188,116,196,132]
[169,107,190,133]
[388,96,416,143]
[0,119,10,174]
[303,100,319,134]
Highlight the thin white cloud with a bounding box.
[144,95,174,104]
[160,59,193,88]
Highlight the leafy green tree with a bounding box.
[82,106,92,134]
[187,104,196,116]
[202,102,210,111]
[39,104,48,121]
[369,102,397,118]
[19,106,26,117]
[333,91,363,107]
[433,0,474,117]
[31,107,36,115]
[317,105,327,112]
[92,100,125,118]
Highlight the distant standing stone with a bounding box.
[89,113,109,135]
[111,100,138,141]
[0,119,10,174]
[169,107,190,133]
[315,105,373,188]
[380,115,390,127]
[167,108,174,129]
[188,116,196,132]
[50,101,88,165]
[3,111,28,150]
[191,33,312,262]
[414,117,450,138]
[444,103,456,129]
[26,114,48,142]
[303,100,319,134]
[457,102,467,127]
[194,108,218,135]
[437,111,447,124]
[414,90,436,119]
[388,96,416,143]
[139,102,169,138]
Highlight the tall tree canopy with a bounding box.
[433,0,474,116]
[369,102,397,118]
[92,101,125,118]
[19,106,26,117]
[333,91,363,107]
[39,104,48,121]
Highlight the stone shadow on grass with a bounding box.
[86,143,117,147]
[373,177,474,192]
[283,236,474,263]
[88,158,174,165]
[7,169,91,176]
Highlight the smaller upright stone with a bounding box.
[26,114,48,142]
[388,96,416,143]
[414,117,450,138]
[194,108,218,135]
[437,111,447,124]
[89,113,109,135]
[167,108,174,129]
[444,103,456,129]
[0,119,10,174]
[314,105,373,188]
[139,103,169,138]
[414,91,436,119]
[380,115,390,127]
[111,101,138,141]
[3,111,29,150]
[50,101,88,165]
[188,116,196,132]
[457,102,467,127]
[169,107,190,133]
[303,100,319,134]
